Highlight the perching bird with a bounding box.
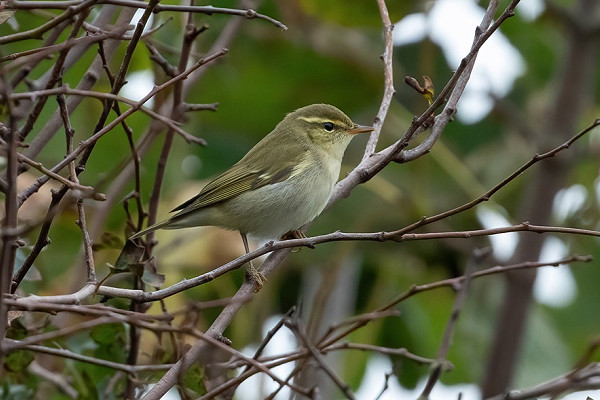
[130,104,374,290]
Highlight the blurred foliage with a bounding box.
[1,0,599,398]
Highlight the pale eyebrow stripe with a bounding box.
[297,116,338,124]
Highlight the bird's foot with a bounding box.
[280,230,314,251]
[245,264,266,292]
[281,229,306,240]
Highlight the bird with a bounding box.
[130,104,374,290]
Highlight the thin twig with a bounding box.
[0,139,102,199]
[6,86,191,141]
[374,371,394,400]
[143,5,204,246]
[394,117,600,237]
[0,0,98,45]
[288,317,356,400]
[12,7,137,166]
[323,342,435,365]
[8,0,288,30]
[0,26,129,63]
[0,75,19,377]
[89,224,600,302]
[4,21,70,87]
[17,6,89,142]
[419,249,486,399]
[396,0,519,163]
[245,306,296,373]
[3,339,174,373]
[17,49,227,205]
[29,361,78,399]
[191,330,312,400]
[361,0,395,160]
[11,189,61,292]
[317,254,592,350]
[58,83,97,284]
[488,362,600,400]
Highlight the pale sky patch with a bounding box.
[394,0,525,123]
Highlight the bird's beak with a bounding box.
[348,124,375,135]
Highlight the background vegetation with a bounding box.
[0,0,599,399]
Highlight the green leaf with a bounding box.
[182,364,206,395]
[4,350,34,372]
[90,323,125,345]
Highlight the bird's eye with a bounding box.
[323,122,334,131]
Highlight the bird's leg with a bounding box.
[241,232,266,292]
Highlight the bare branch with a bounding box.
[361,0,395,160]
[17,49,226,205]
[7,0,288,30]
[419,249,487,398]
[317,254,592,350]
[0,74,19,375]
[323,342,435,365]
[288,317,356,400]
[0,26,129,64]
[0,139,102,199]
[6,87,190,140]
[0,0,97,45]
[3,339,174,373]
[489,362,600,400]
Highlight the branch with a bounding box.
[3,339,174,373]
[489,362,600,400]
[323,0,522,213]
[317,254,592,350]
[13,7,139,164]
[0,138,103,200]
[323,342,435,365]
[396,117,600,235]
[6,86,192,141]
[288,317,356,400]
[17,48,227,205]
[419,249,487,398]
[361,0,395,160]
[0,74,19,375]
[0,25,129,63]
[16,9,89,142]
[189,329,313,400]
[28,361,78,399]
[0,0,97,45]
[143,8,206,246]
[58,85,98,284]
[8,0,288,30]
[98,223,598,301]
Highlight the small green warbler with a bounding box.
[131,104,374,289]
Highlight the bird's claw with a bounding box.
[246,264,266,292]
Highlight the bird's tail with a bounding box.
[129,219,172,240]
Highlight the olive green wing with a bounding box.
[171,162,296,214]
[130,165,277,240]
